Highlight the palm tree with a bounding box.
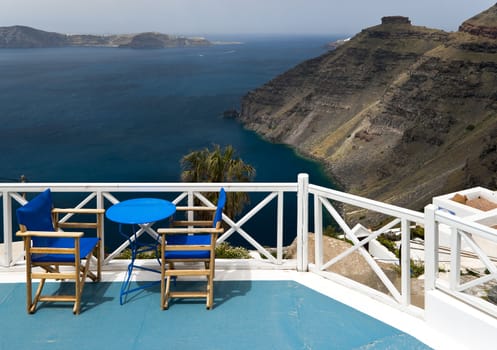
[181,144,255,218]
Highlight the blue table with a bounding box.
[106,198,176,304]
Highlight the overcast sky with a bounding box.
[1,0,495,36]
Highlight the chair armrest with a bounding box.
[16,230,84,238]
[171,220,213,227]
[157,228,223,235]
[52,208,105,214]
[52,208,104,238]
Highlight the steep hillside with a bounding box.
[459,4,497,39]
[239,8,497,214]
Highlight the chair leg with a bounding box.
[94,243,101,281]
[73,252,95,314]
[84,255,100,282]
[207,254,215,309]
[161,264,166,310]
[97,249,102,282]
[74,260,82,315]
[207,266,215,310]
[85,258,99,282]
[206,276,212,310]
[73,299,80,315]
[30,278,45,314]
[25,264,35,314]
[163,275,172,310]
[160,238,166,310]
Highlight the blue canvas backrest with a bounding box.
[213,188,226,228]
[17,189,55,246]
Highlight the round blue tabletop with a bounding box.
[106,198,176,225]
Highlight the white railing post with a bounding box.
[277,191,284,264]
[400,218,411,306]
[449,227,461,291]
[2,191,12,267]
[313,193,323,269]
[424,204,438,291]
[188,190,194,223]
[96,190,105,268]
[297,173,309,272]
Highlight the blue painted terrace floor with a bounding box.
[0,263,459,350]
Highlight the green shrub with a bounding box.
[116,248,158,259]
[116,242,252,259]
[410,259,425,277]
[377,234,399,257]
[411,225,424,240]
[394,259,425,277]
[323,225,342,238]
[215,242,251,259]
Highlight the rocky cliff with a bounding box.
[0,25,211,48]
[239,6,497,216]
[459,4,497,39]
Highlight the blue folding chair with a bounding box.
[158,188,226,309]
[16,189,104,314]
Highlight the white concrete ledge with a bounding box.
[426,290,497,350]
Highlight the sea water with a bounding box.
[0,35,337,248]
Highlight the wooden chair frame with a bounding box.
[158,206,223,310]
[16,208,104,314]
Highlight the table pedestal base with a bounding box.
[119,224,162,305]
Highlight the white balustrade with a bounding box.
[309,183,424,310]
[1,181,297,268]
[3,175,497,316]
[425,204,497,317]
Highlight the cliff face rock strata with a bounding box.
[459,4,497,39]
[0,25,211,48]
[239,6,497,215]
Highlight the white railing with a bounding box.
[308,180,425,312]
[0,174,426,311]
[425,204,497,318]
[1,182,297,268]
[6,174,497,316]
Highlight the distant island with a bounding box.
[0,25,212,48]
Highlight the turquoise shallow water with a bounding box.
[0,35,334,248]
[0,281,431,350]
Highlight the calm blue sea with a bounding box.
[0,35,336,248]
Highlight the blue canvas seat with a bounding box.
[158,188,226,310]
[30,236,99,263]
[16,189,104,314]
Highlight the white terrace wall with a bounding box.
[425,204,497,347]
